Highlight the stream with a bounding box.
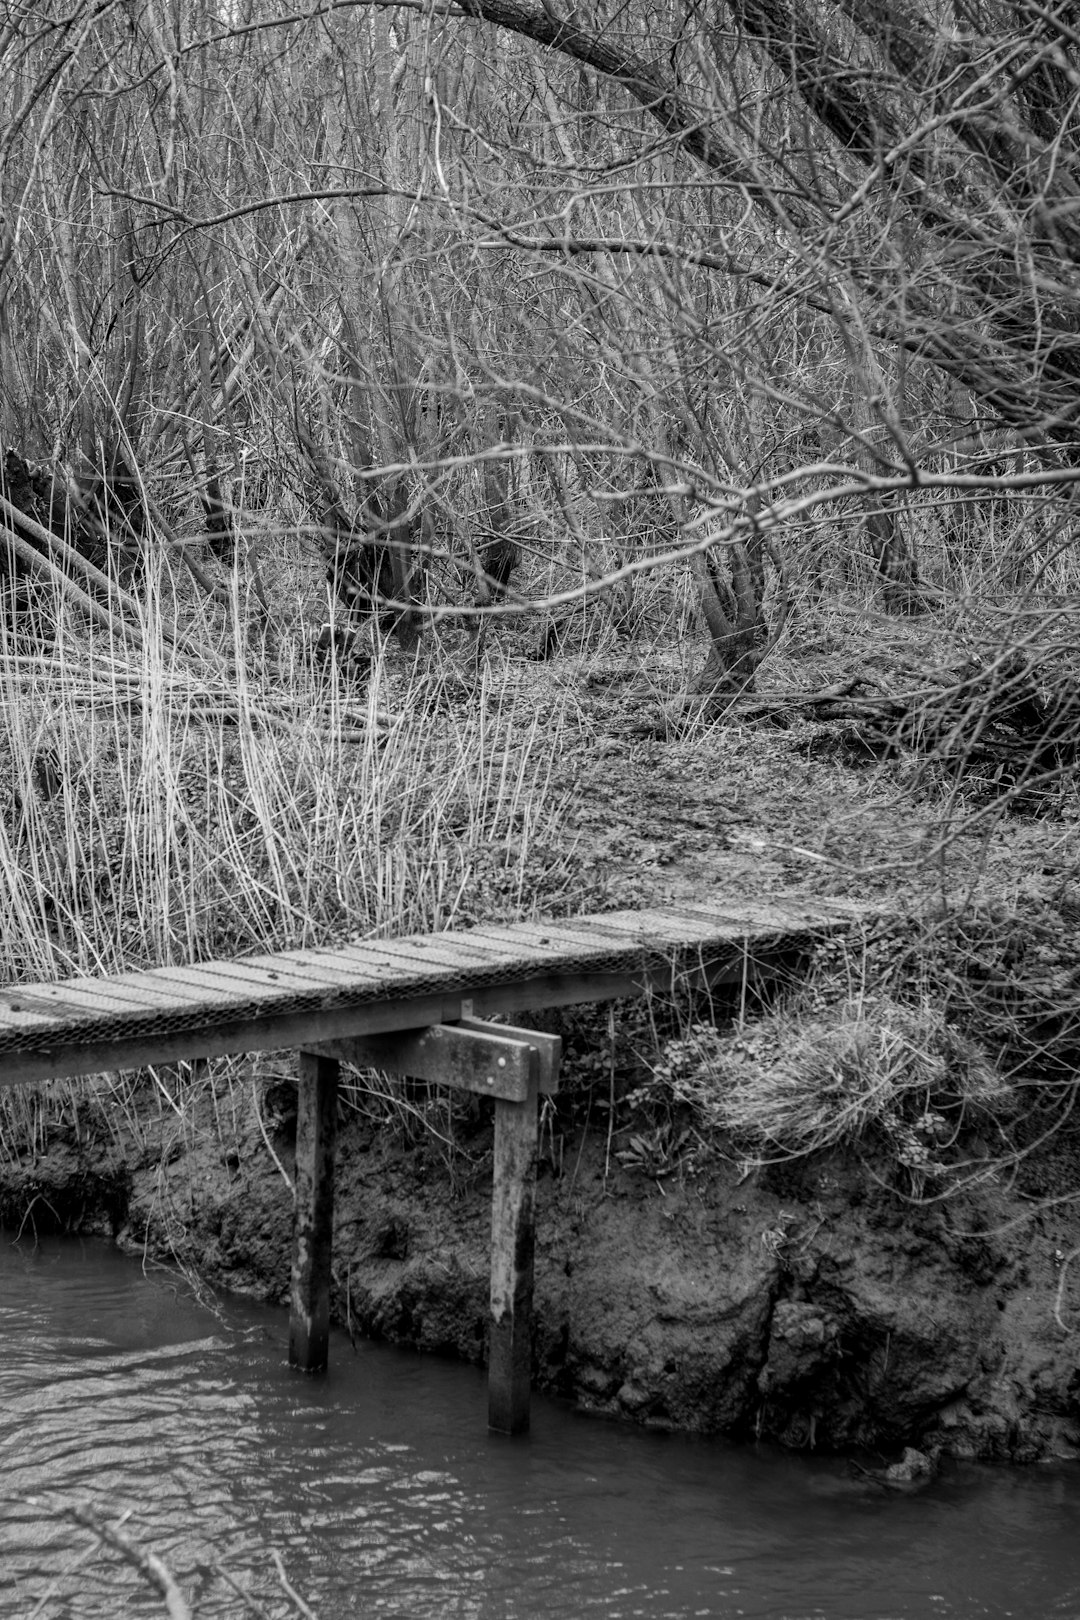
[0,1235,1077,1618]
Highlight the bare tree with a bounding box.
[1,0,1078,703]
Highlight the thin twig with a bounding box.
[272,1549,321,1619]
[65,1504,193,1620]
[252,1079,294,1193]
[204,1562,276,1617]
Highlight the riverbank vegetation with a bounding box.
[2,0,1080,1467]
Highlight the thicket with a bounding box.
[0,0,1078,1181]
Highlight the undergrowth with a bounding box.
[625,896,1080,1201]
[630,997,1009,1193]
[0,553,603,1165]
[2,491,1080,1207]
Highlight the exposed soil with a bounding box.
[4,1059,1080,1470]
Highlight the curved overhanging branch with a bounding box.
[450,0,1080,443]
[65,0,1080,443]
[453,0,813,228]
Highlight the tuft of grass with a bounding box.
[643,998,1008,1174]
[614,899,1080,1199]
[0,568,585,985]
[625,915,1021,1193]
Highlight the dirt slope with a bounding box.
[4,1067,1079,1471]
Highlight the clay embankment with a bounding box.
[3,1049,1078,1471]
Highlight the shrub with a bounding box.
[637,996,1011,1186]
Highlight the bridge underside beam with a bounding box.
[316,1021,539,1101]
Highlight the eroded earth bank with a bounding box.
[3,1008,1079,1477]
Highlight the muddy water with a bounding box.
[0,1237,1077,1620]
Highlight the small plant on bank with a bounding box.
[615,1121,696,1181]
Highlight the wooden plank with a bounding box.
[458,1017,563,1095]
[289,1050,339,1372]
[343,934,553,983]
[450,921,624,961]
[316,1024,537,1101]
[247,941,486,983]
[488,1052,539,1435]
[112,960,299,1000]
[258,935,513,986]
[0,944,460,1040]
[0,959,305,1034]
[0,975,215,1025]
[0,992,467,1088]
[456,908,740,952]
[350,935,508,970]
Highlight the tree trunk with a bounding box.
[865,501,925,615]
[475,406,520,606]
[692,536,765,710]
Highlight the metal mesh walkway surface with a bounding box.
[0,899,869,1085]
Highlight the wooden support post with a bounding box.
[289,1050,339,1372]
[488,1056,539,1435]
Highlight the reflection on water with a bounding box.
[0,1235,1078,1618]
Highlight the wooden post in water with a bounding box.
[488,1058,539,1434]
[316,1014,559,1432]
[289,1050,339,1372]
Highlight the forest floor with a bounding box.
[400,607,1076,923]
[3,602,1080,1474]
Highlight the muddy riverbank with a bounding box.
[3,1036,1079,1473]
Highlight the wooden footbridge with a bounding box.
[0,900,867,1433]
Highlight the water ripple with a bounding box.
[1,1236,1079,1619]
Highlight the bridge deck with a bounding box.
[0,899,867,1086]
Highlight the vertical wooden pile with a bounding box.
[288,1019,561,1433]
[288,1051,339,1370]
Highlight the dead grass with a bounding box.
[640,996,1010,1177]
[0,565,590,985]
[2,495,1079,1188]
[625,892,1080,1200]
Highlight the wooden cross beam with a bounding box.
[290,1017,562,1434]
